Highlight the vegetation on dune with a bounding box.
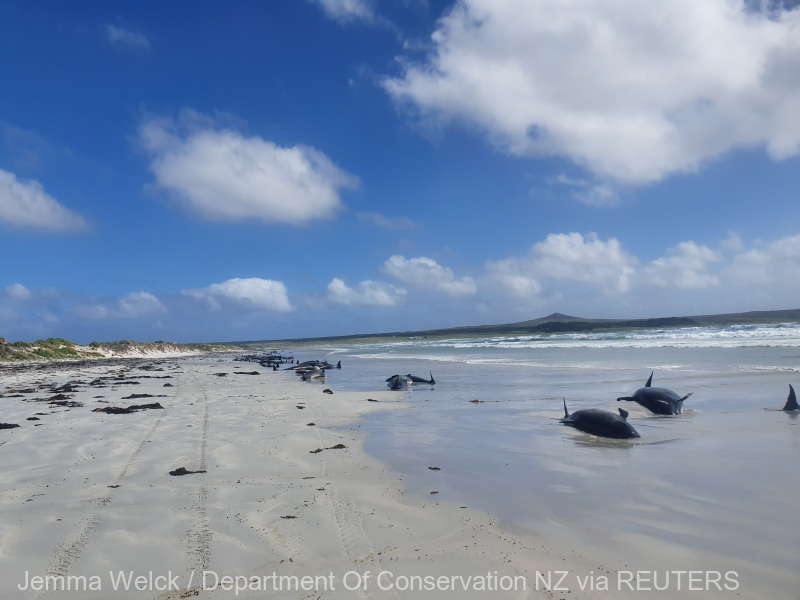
[0,336,233,363]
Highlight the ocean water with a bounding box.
[294,323,800,598]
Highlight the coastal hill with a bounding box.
[242,307,800,346]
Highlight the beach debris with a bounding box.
[213,373,228,377]
[92,403,164,414]
[169,467,206,476]
[366,398,379,402]
[322,388,333,394]
[306,422,316,426]
[309,443,347,454]
[430,490,439,495]
[26,417,40,421]
[49,400,84,408]
[296,405,306,409]
[280,515,297,519]
[0,423,20,429]
[108,484,120,488]
[163,383,173,387]
[234,371,260,375]
[47,393,73,402]
[428,466,441,471]
[121,393,165,400]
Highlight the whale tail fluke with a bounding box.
[645,371,654,387]
[429,371,435,385]
[784,385,798,411]
[562,398,569,418]
[618,408,629,420]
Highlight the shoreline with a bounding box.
[0,353,602,599]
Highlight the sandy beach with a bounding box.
[0,353,627,600]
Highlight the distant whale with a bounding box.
[560,400,640,439]
[783,385,799,411]
[386,374,410,390]
[385,371,435,390]
[407,371,435,385]
[618,372,691,415]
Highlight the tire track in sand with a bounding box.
[38,415,163,598]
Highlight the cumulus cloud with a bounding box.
[327,277,407,306]
[106,25,151,50]
[311,0,375,23]
[183,277,293,312]
[644,242,721,289]
[725,233,800,286]
[140,111,357,225]
[77,291,166,320]
[357,211,417,230]
[0,169,87,231]
[383,255,477,296]
[385,0,800,185]
[5,283,31,301]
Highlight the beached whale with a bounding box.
[617,372,691,415]
[386,374,411,390]
[560,400,640,439]
[408,371,435,385]
[385,372,435,390]
[783,385,799,411]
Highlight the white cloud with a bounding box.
[357,211,417,230]
[106,25,151,50]
[725,233,800,286]
[5,283,31,301]
[183,277,293,312]
[551,174,619,207]
[77,291,166,320]
[311,0,374,23]
[385,0,800,185]
[645,242,721,289]
[118,291,166,317]
[529,233,636,293]
[327,277,407,306]
[0,169,87,231]
[383,255,477,296]
[140,112,357,225]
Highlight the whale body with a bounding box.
[618,372,691,415]
[560,400,640,439]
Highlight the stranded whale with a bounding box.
[783,385,799,411]
[617,372,691,415]
[560,400,640,439]
[386,372,435,390]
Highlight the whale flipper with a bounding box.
[679,392,693,403]
[645,371,654,387]
[618,407,629,419]
[783,385,798,411]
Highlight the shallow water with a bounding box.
[298,323,800,598]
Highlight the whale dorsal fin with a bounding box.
[618,408,629,420]
[645,371,653,387]
[563,398,569,418]
[784,385,798,411]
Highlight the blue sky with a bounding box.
[2,0,800,343]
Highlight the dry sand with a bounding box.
[0,355,710,599]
